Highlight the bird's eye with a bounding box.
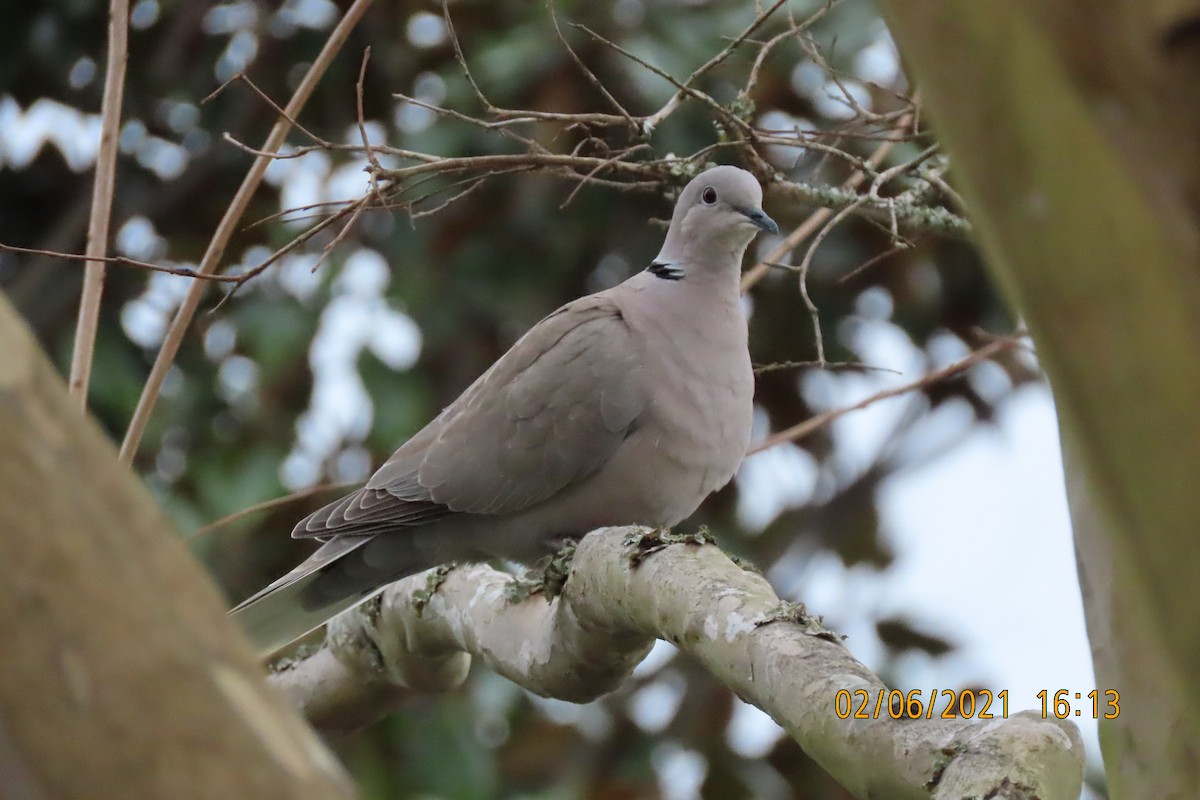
[701,186,718,205]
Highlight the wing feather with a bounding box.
[292,293,647,537]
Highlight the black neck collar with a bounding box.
[647,261,683,281]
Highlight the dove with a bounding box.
[232,165,778,655]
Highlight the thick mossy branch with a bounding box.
[270,527,1084,799]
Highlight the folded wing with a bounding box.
[293,294,648,538]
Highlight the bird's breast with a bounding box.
[635,297,754,500]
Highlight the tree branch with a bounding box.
[270,528,1084,799]
[741,100,920,293]
[69,0,129,406]
[748,334,1023,455]
[118,0,375,464]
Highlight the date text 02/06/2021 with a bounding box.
[833,688,1121,721]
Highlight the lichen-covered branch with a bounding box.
[270,527,1084,799]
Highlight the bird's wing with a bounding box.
[293,293,648,537]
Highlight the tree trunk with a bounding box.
[879,2,1200,795]
[0,293,352,800]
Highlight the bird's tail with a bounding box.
[229,535,433,658]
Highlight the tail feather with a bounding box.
[229,534,434,657]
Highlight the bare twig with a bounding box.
[241,198,364,284]
[442,1,495,114]
[836,239,912,284]
[919,163,967,211]
[745,1,840,95]
[409,176,490,220]
[641,0,794,131]
[575,23,751,136]
[354,47,381,176]
[558,144,653,208]
[296,45,381,282]
[391,92,546,136]
[374,151,664,184]
[755,133,868,169]
[741,99,920,293]
[0,242,241,282]
[441,3,604,157]
[244,200,359,230]
[794,195,869,365]
[747,335,1022,455]
[69,0,129,406]
[867,143,939,198]
[119,0,375,464]
[192,482,354,538]
[753,359,900,375]
[548,5,638,131]
[207,73,332,148]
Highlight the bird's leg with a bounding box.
[506,538,578,601]
[410,564,456,615]
[623,526,717,566]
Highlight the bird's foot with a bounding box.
[411,564,456,615]
[623,525,715,567]
[506,539,577,602]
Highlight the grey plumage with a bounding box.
[232,165,778,655]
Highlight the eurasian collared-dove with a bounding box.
[232,165,778,655]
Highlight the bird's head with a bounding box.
[655,165,778,270]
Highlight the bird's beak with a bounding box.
[741,208,779,235]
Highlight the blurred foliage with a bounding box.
[0,0,1038,797]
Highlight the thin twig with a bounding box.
[741,96,920,293]
[69,0,129,406]
[836,239,912,284]
[744,1,839,93]
[298,44,380,281]
[747,336,1021,455]
[429,17,629,131]
[0,242,241,282]
[119,0,376,464]
[354,47,381,176]
[443,1,497,113]
[191,482,354,538]
[639,0,790,132]
[409,176,490,220]
[374,151,663,183]
[753,359,900,375]
[573,24,751,136]
[867,143,939,198]
[755,133,868,169]
[209,73,332,148]
[244,200,359,230]
[549,4,638,132]
[392,92,545,138]
[558,145,652,208]
[206,195,369,314]
[794,196,869,365]
[919,164,967,211]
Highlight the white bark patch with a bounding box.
[722,611,756,642]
